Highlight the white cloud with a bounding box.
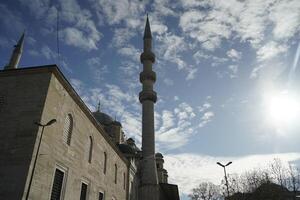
[153,0,177,17]
[118,45,140,62]
[86,57,108,82]
[18,0,50,19]
[27,36,37,45]
[163,78,174,86]
[20,0,102,51]
[179,9,232,51]
[269,0,300,40]
[61,27,100,51]
[90,0,145,29]
[198,103,211,112]
[41,45,57,60]
[186,67,198,81]
[227,49,242,61]
[157,33,187,69]
[179,0,300,52]
[199,111,214,127]
[193,51,228,66]
[164,152,300,196]
[250,64,264,79]
[151,23,168,35]
[86,57,101,66]
[157,32,198,80]
[155,102,197,150]
[256,41,288,62]
[70,78,85,96]
[112,28,136,48]
[228,65,238,78]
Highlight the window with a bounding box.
[103,152,107,174]
[114,164,117,184]
[80,182,88,200]
[123,172,126,190]
[0,96,5,112]
[88,136,93,163]
[50,168,66,200]
[99,192,104,200]
[63,114,73,145]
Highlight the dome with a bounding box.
[118,144,137,155]
[93,111,113,126]
[155,152,163,158]
[112,120,122,127]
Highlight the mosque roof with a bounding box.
[118,144,138,155]
[155,152,163,158]
[93,110,114,126]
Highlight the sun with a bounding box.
[267,91,300,125]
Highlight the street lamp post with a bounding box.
[25,119,57,200]
[217,161,232,198]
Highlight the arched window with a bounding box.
[123,172,126,190]
[114,164,118,184]
[63,114,73,145]
[88,136,93,163]
[103,152,107,174]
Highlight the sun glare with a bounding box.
[267,91,300,125]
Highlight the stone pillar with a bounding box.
[139,16,159,200]
[156,153,168,184]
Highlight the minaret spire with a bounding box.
[97,100,101,112]
[139,15,159,200]
[144,14,152,39]
[4,32,25,70]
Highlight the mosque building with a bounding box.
[0,17,180,200]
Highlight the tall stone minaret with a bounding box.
[139,16,159,200]
[4,32,25,70]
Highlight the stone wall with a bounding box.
[0,66,128,200]
[28,69,128,200]
[0,69,51,199]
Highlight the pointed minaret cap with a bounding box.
[143,14,152,39]
[16,31,25,49]
[4,31,25,70]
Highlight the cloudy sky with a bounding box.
[1,0,300,199]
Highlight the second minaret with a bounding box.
[139,16,159,200]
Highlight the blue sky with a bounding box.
[1,0,300,198]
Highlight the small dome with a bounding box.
[127,138,135,145]
[93,111,113,126]
[155,152,163,158]
[118,144,137,155]
[112,120,122,127]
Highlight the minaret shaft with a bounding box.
[4,32,25,70]
[139,17,159,200]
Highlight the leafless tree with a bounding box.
[191,159,300,200]
[224,168,271,194]
[189,182,222,200]
[269,158,287,187]
[287,163,300,196]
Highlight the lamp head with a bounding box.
[217,162,225,167]
[46,119,57,126]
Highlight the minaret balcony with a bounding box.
[140,71,156,83]
[139,90,157,103]
[140,51,155,63]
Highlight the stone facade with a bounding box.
[0,17,180,200]
[0,68,51,199]
[0,66,128,200]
